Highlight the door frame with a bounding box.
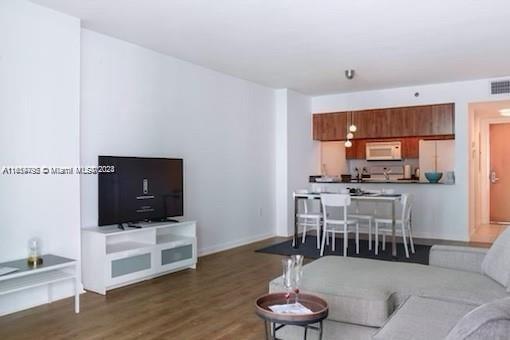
[479,117,510,224]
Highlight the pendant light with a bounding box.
[344,69,357,147]
[349,111,357,132]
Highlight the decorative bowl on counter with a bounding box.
[425,172,443,183]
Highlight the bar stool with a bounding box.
[296,189,322,249]
[374,193,415,258]
[348,200,375,251]
[320,193,359,257]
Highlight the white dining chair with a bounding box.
[320,193,359,257]
[295,189,322,249]
[348,200,375,251]
[374,193,415,258]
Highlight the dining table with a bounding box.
[293,191,402,257]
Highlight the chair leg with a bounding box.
[375,222,379,255]
[320,225,327,256]
[408,222,415,254]
[401,223,410,258]
[332,230,335,251]
[316,220,321,249]
[301,221,307,244]
[382,232,386,251]
[355,223,359,254]
[368,219,372,251]
[326,229,329,246]
[343,224,348,257]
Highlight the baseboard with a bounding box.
[198,232,276,257]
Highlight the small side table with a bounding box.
[0,254,80,314]
[255,292,328,340]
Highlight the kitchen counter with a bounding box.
[306,179,462,241]
[309,176,454,185]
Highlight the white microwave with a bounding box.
[366,141,402,161]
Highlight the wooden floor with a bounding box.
[0,235,489,340]
[0,238,289,340]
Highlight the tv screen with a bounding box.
[98,156,183,226]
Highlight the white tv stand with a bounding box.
[81,220,197,295]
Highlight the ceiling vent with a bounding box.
[490,80,510,95]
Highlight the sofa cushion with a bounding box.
[481,227,510,289]
[270,269,393,327]
[373,296,477,340]
[446,297,510,340]
[269,256,508,327]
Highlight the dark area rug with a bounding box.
[256,236,431,265]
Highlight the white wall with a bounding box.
[80,30,276,254]
[275,90,289,236]
[286,90,319,234]
[0,0,81,314]
[274,89,318,236]
[312,77,510,240]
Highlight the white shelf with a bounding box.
[156,234,194,245]
[0,270,74,296]
[106,241,153,254]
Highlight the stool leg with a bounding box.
[375,221,379,255]
[301,220,307,244]
[402,223,410,258]
[355,222,359,254]
[320,225,327,256]
[368,219,372,251]
[316,220,321,249]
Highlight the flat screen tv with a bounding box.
[98,156,183,226]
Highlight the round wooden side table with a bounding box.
[255,292,328,340]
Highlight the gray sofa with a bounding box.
[269,228,510,339]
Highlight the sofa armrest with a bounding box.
[429,245,488,274]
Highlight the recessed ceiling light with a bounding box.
[500,108,510,116]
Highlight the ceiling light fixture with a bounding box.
[345,69,355,80]
[345,140,352,148]
[499,108,510,116]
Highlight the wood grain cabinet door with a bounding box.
[313,113,348,140]
[401,137,420,158]
[431,104,455,135]
[351,110,374,139]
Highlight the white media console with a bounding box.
[81,221,197,295]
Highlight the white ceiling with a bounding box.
[31,0,510,95]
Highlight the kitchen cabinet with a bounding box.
[313,112,348,141]
[419,139,455,182]
[345,140,366,159]
[313,103,454,141]
[401,137,420,158]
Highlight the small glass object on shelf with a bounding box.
[27,237,43,268]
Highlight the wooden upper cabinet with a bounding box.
[313,103,454,141]
[313,112,348,141]
[431,103,455,135]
